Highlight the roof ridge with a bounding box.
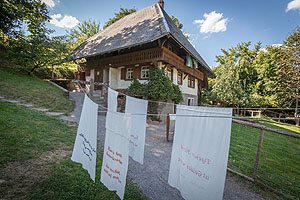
[158,6,213,74]
[156,3,170,34]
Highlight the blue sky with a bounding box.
[43,0,300,67]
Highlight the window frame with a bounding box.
[188,98,194,106]
[167,68,172,81]
[177,72,183,85]
[141,66,149,79]
[188,76,195,88]
[126,68,134,80]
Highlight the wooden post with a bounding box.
[89,78,94,99]
[105,87,108,108]
[166,114,170,142]
[253,129,264,182]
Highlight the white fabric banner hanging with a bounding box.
[71,94,98,181]
[168,105,233,200]
[100,111,131,200]
[108,88,118,112]
[125,96,148,165]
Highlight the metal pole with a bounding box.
[253,129,264,182]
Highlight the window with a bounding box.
[126,68,133,79]
[167,68,172,81]
[141,66,149,78]
[188,76,195,88]
[188,98,194,106]
[177,72,182,85]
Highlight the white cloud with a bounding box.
[193,11,228,34]
[286,0,300,12]
[50,14,80,29]
[41,0,56,8]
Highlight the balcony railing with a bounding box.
[87,47,204,80]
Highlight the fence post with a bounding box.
[253,129,264,182]
[166,114,170,142]
[89,78,94,99]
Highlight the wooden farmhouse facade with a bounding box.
[71,1,214,106]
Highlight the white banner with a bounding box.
[125,96,148,165]
[100,111,131,200]
[168,105,233,200]
[71,94,98,181]
[108,88,118,112]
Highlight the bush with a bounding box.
[126,68,183,104]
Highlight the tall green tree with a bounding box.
[67,19,101,47]
[103,7,136,29]
[0,0,49,36]
[1,0,73,75]
[212,42,260,107]
[253,45,284,107]
[282,27,300,126]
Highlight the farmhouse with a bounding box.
[71,0,214,106]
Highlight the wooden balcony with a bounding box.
[162,48,204,80]
[89,47,204,80]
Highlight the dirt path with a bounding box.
[69,92,269,200]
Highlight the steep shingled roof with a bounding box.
[71,3,213,74]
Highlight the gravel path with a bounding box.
[69,92,267,200]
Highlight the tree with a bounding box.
[212,42,260,107]
[126,68,183,121]
[253,45,285,107]
[0,0,49,37]
[170,15,183,30]
[103,7,136,29]
[8,35,72,74]
[282,27,300,126]
[67,19,101,47]
[126,68,183,104]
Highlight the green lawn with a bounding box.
[0,102,146,199]
[0,66,74,112]
[229,119,300,199]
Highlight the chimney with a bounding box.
[158,0,164,9]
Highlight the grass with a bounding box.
[0,66,74,112]
[252,117,300,134]
[26,155,146,200]
[0,101,147,199]
[0,101,76,166]
[229,119,300,199]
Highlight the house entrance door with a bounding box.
[94,69,103,90]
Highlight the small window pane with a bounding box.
[126,68,133,79]
[141,66,149,78]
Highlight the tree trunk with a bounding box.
[29,64,39,75]
[51,65,54,79]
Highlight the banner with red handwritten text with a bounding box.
[168,105,232,200]
[71,94,98,181]
[100,111,131,200]
[125,96,148,165]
